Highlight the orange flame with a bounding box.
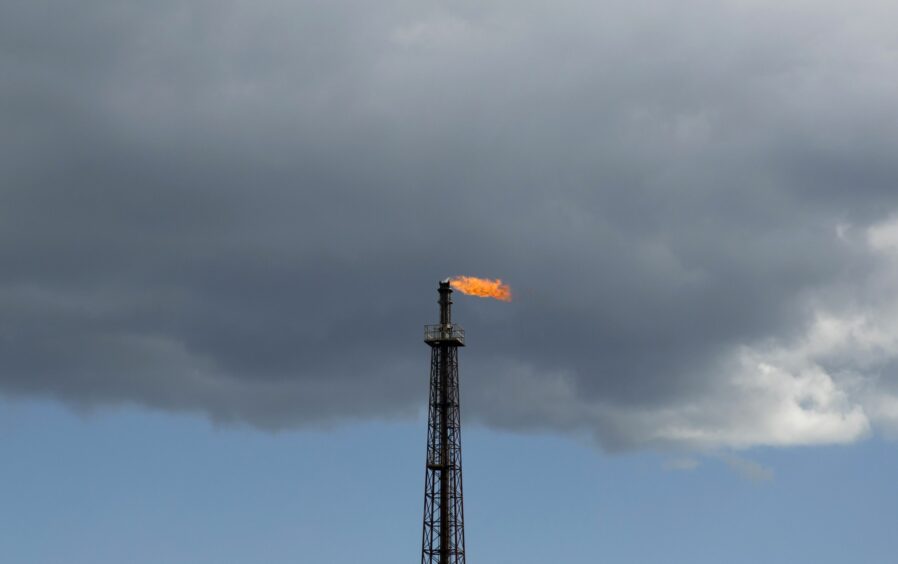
[449,276,512,302]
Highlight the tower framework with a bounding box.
[421,280,466,564]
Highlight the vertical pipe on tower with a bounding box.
[437,280,451,562]
[439,280,452,326]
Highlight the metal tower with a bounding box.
[421,280,467,564]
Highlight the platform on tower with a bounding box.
[424,324,465,346]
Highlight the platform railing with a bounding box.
[424,324,465,345]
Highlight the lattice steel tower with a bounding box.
[421,279,467,564]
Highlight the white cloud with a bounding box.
[619,215,898,449]
[719,453,774,482]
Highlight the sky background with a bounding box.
[4,0,898,562]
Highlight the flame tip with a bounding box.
[447,275,512,302]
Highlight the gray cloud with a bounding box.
[3,0,898,449]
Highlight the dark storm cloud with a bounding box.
[3,0,898,447]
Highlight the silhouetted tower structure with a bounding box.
[421,280,466,564]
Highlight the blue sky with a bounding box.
[2,399,896,563]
